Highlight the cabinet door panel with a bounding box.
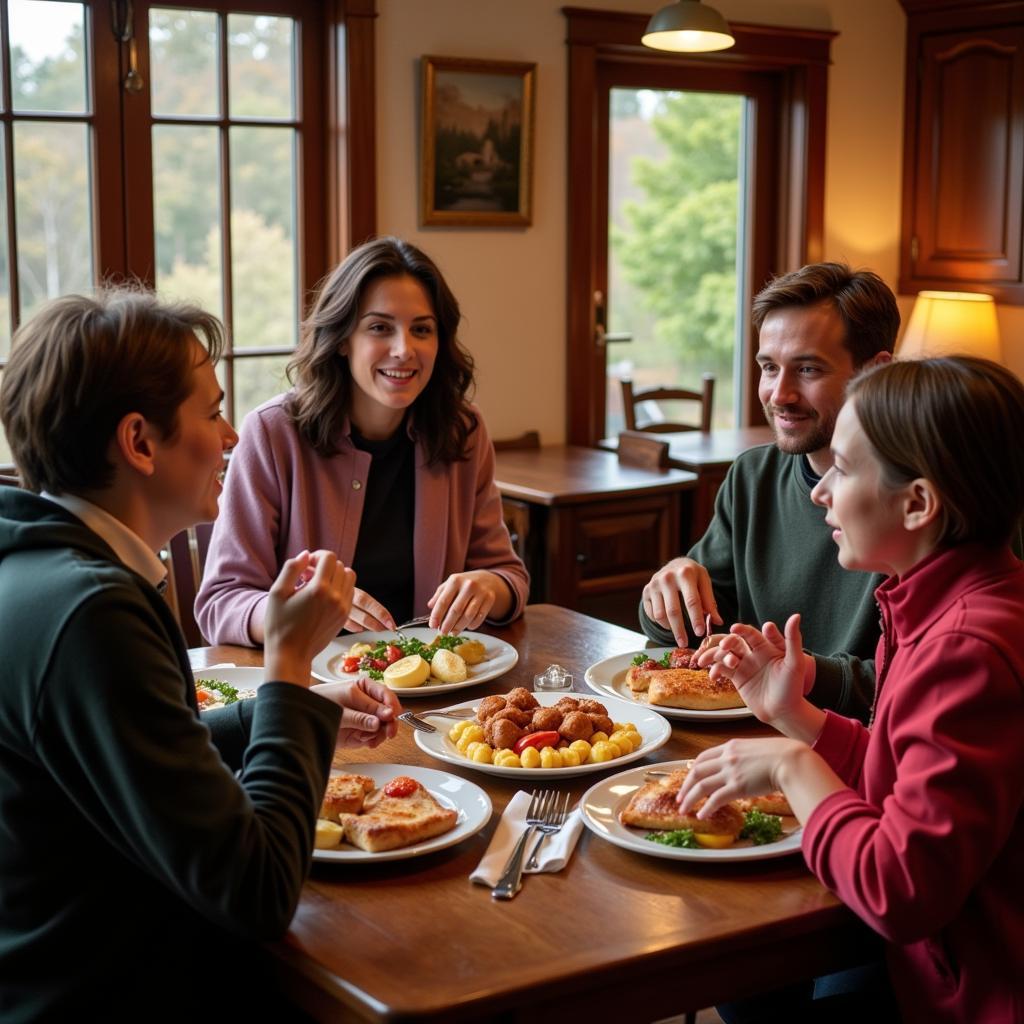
[573,501,672,583]
[913,26,1024,282]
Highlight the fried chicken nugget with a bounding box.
[485,716,525,750]
[529,706,563,732]
[559,711,594,743]
[491,706,532,728]
[476,695,507,723]
[506,687,540,712]
[577,698,608,716]
[554,696,582,714]
[588,713,614,735]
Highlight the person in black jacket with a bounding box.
[0,289,400,1021]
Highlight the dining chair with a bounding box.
[492,429,541,451]
[616,430,669,470]
[162,522,215,648]
[620,374,715,433]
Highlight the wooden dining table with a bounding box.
[190,604,877,1023]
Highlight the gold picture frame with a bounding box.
[420,55,536,227]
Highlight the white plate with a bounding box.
[413,690,672,778]
[191,666,264,707]
[311,629,518,697]
[580,760,803,863]
[584,649,755,722]
[312,763,491,863]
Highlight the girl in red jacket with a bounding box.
[679,357,1024,1024]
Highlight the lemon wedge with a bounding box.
[382,654,431,688]
[314,819,344,849]
[694,833,736,849]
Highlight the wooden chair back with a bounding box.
[162,522,214,648]
[620,374,715,433]
[492,429,541,451]
[617,431,669,470]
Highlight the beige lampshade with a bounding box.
[898,291,1002,362]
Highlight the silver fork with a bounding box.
[398,708,476,734]
[492,790,552,900]
[394,615,430,640]
[525,791,572,870]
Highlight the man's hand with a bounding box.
[427,570,510,635]
[642,557,721,645]
[310,676,402,749]
[263,550,354,685]
[696,614,821,740]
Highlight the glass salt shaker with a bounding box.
[533,663,574,691]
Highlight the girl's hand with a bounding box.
[697,613,814,728]
[427,570,511,635]
[311,676,402,749]
[263,550,354,685]
[677,737,844,825]
[676,737,803,818]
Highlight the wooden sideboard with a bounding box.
[493,445,696,628]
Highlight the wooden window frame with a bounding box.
[563,7,835,445]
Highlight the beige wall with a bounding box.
[375,0,1020,439]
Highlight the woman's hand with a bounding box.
[342,587,396,633]
[677,737,844,825]
[697,613,819,737]
[263,550,354,685]
[311,676,402,749]
[427,570,511,634]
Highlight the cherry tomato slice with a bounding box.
[385,644,403,664]
[341,656,361,673]
[512,731,561,755]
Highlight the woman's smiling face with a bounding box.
[342,274,439,439]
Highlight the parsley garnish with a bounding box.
[195,678,240,705]
[645,828,699,848]
[739,808,784,845]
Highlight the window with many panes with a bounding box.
[0,0,372,467]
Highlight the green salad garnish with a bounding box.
[195,678,240,705]
[739,808,784,846]
[645,828,699,848]
[630,651,671,668]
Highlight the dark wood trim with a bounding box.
[564,7,832,444]
[328,0,377,262]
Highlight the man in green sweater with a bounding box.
[640,263,900,721]
[0,290,401,1019]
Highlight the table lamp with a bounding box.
[898,290,1002,362]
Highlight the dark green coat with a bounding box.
[0,488,340,1020]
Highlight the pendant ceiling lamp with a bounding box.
[641,0,736,53]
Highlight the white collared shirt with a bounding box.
[40,491,168,589]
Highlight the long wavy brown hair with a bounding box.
[286,237,477,464]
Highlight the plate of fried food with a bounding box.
[413,687,671,778]
[580,760,802,862]
[584,645,754,721]
[313,763,492,863]
[311,628,517,696]
[191,666,263,711]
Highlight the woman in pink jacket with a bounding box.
[196,237,529,646]
[679,357,1024,1024]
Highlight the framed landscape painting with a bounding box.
[421,56,536,227]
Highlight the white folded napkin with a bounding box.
[470,790,584,887]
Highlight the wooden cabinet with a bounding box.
[899,1,1024,303]
[493,445,696,630]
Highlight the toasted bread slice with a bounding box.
[619,769,744,837]
[319,773,375,822]
[734,792,792,817]
[646,668,745,710]
[341,778,458,853]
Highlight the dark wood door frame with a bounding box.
[564,7,835,445]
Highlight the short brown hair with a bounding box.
[0,288,224,494]
[752,262,900,366]
[848,357,1024,548]
[286,236,476,465]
